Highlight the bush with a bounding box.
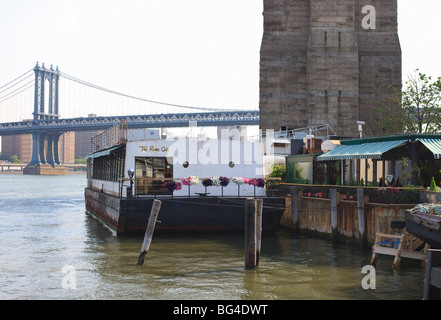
[430,177,438,191]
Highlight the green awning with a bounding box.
[419,138,441,159]
[317,140,407,161]
[85,146,120,159]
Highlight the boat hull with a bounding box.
[85,187,286,235]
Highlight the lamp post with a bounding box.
[127,169,134,198]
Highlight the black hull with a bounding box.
[406,211,441,249]
[85,188,286,235]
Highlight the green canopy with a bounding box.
[317,140,407,161]
[418,138,441,159]
[85,146,121,159]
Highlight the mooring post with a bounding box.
[330,188,338,241]
[255,198,263,266]
[290,186,298,232]
[357,188,367,248]
[137,199,162,265]
[245,198,257,269]
[424,249,441,300]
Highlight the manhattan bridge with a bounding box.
[0,62,260,166]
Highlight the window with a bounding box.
[91,147,125,182]
[135,157,173,195]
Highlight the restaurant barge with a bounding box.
[84,128,286,235]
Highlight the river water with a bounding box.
[0,174,425,300]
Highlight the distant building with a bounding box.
[1,132,76,164]
[75,130,102,158]
[59,132,75,164]
[1,134,32,162]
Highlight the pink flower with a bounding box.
[182,178,191,186]
[307,193,311,197]
[349,195,354,200]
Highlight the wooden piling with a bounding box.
[330,188,338,241]
[424,249,441,300]
[137,199,162,265]
[256,198,263,266]
[245,198,257,269]
[357,188,367,248]
[290,186,298,231]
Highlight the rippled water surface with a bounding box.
[0,174,425,300]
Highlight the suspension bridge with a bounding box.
[0,62,260,170]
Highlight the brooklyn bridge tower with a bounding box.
[259,0,402,137]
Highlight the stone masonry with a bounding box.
[259,0,401,137]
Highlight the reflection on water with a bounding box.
[0,174,425,300]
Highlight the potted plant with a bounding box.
[231,177,244,196]
[219,176,230,197]
[182,176,199,197]
[202,178,213,195]
[163,180,182,197]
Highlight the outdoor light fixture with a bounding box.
[357,121,365,138]
[128,169,134,178]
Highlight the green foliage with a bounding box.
[359,178,364,186]
[349,178,354,186]
[269,164,286,182]
[335,176,341,186]
[8,155,21,164]
[365,70,441,135]
[430,177,438,191]
[323,177,329,185]
[75,157,87,164]
[401,70,441,134]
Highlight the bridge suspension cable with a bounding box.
[0,69,33,93]
[0,69,34,122]
[0,78,34,104]
[0,69,34,103]
[59,72,228,113]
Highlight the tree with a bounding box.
[366,93,405,135]
[401,70,441,134]
[364,70,441,135]
[9,155,21,163]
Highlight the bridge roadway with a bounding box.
[0,110,260,136]
[0,163,86,171]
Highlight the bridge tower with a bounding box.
[259,0,402,137]
[25,62,67,174]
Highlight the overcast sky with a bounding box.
[0,0,440,116]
